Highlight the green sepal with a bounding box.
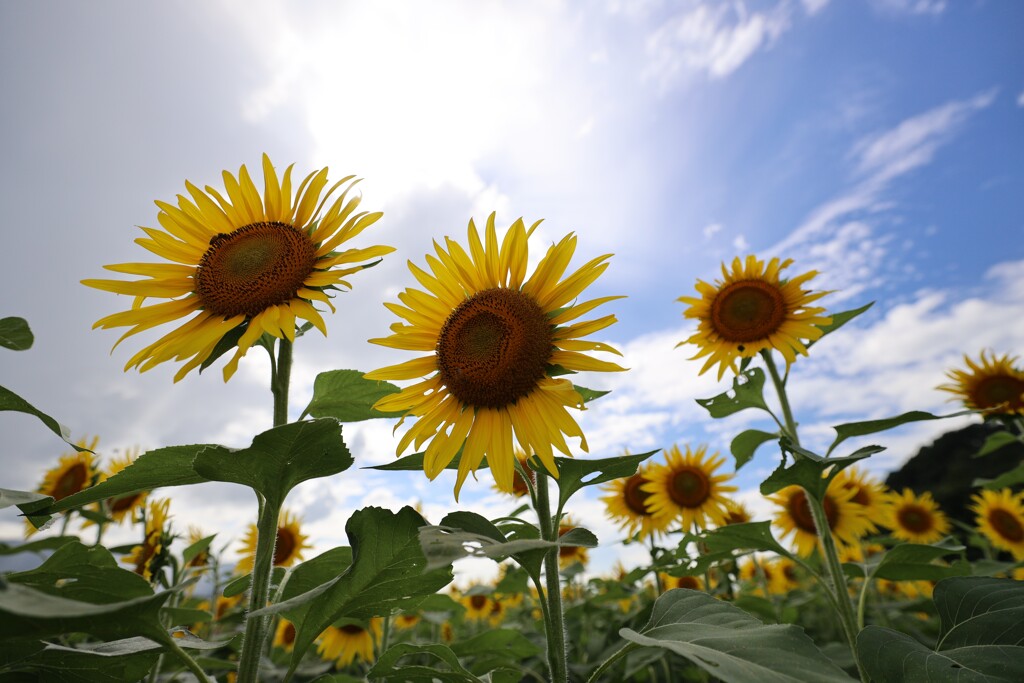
[0,317,33,351]
[197,323,247,374]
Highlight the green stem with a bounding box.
[586,642,636,683]
[271,338,293,427]
[762,350,799,446]
[161,634,214,683]
[856,575,871,631]
[535,473,568,683]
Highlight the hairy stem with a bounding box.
[535,473,568,683]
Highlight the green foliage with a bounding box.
[0,535,79,556]
[181,533,217,567]
[618,589,856,682]
[826,410,959,455]
[807,302,874,347]
[552,450,660,512]
[369,450,472,472]
[6,542,152,603]
[0,384,87,452]
[366,632,540,683]
[696,368,771,418]
[857,577,1024,682]
[301,369,403,421]
[0,317,33,351]
[976,461,1024,489]
[974,430,1019,458]
[0,487,49,510]
[700,521,796,561]
[844,539,969,582]
[760,441,879,498]
[367,642,484,682]
[731,429,779,469]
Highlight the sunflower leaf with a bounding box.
[974,430,1020,458]
[0,487,49,510]
[619,589,855,682]
[731,430,778,469]
[302,369,404,422]
[5,541,153,604]
[553,450,660,512]
[867,540,969,582]
[9,641,158,682]
[221,566,287,599]
[0,317,33,350]
[367,449,477,472]
[696,368,770,419]
[268,506,453,676]
[271,547,354,624]
[826,410,963,456]
[760,444,876,498]
[0,384,87,451]
[699,521,795,561]
[573,384,611,403]
[807,302,874,347]
[975,460,1024,490]
[367,642,484,682]
[191,418,352,502]
[857,577,1024,682]
[0,534,79,556]
[181,533,217,567]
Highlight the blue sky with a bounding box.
[1,0,1021,581]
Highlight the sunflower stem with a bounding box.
[535,473,568,683]
[271,338,293,428]
[237,496,282,683]
[762,350,799,446]
[160,633,214,683]
[586,642,636,683]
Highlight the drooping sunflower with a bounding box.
[82,154,391,382]
[98,448,148,525]
[938,350,1024,415]
[720,499,753,526]
[832,466,890,531]
[600,463,671,540]
[769,482,872,557]
[641,444,737,531]
[678,255,832,379]
[236,509,311,574]
[971,488,1024,559]
[122,498,172,582]
[884,488,951,545]
[317,619,382,667]
[557,518,589,569]
[365,214,625,498]
[273,618,297,653]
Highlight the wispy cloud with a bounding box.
[870,0,948,16]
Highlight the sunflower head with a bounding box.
[600,462,671,540]
[461,591,494,622]
[659,573,704,592]
[678,255,832,379]
[641,444,737,531]
[769,481,873,557]
[36,436,101,502]
[393,613,421,630]
[557,517,590,569]
[971,488,1024,559]
[721,500,753,526]
[832,466,890,530]
[884,488,951,545]
[236,509,311,574]
[938,351,1024,415]
[122,498,172,582]
[83,154,392,382]
[317,619,382,667]
[273,618,298,652]
[365,214,625,499]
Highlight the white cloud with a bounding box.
[703,222,723,239]
[1017,90,1024,107]
[870,0,948,16]
[644,1,793,89]
[800,0,831,15]
[732,233,750,251]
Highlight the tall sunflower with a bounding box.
[769,482,872,557]
[678,255,832,379]
[317,619,382,667]
[938,350,1024,415]
[122,498,172,582]
[236,509,311,574]
[884,488,951,545]
[27,437,101,536]
[365,214,625,498]
[82,154,392,382]
[971,488,1024,559]
[601,463,671,540]
[641,444,736,531]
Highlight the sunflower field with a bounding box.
[2,156,1023,683]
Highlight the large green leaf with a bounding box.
[857,577,1024,682]
[8,643,157,683]
[867,540,969,582]
[301,370,403,421]
[826,411,958,455]
[974,430,1020,458]
[619,589,855,682]
[731,430,778,470]
[553,450,659,512]
[0,487,49,510]
[251,506,452,675]
[699,521,795,561]
[0,317,33,351]
[450,629,542,678]
[191,418,352,503]
[976,461,1024,490]
[759,444,879,498]
[807,302,874,348]
[0,384,85,451]
[366,643,484,682]
[6,541,152,604]
[0,535,79,556]
[367,450,472,472]
[696,368,771,418]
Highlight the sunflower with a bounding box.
[317,619,382,667]
[82,154,392,383]
[273,618,297,652]
[441,622,455,642]
[884,488,951,545]
[393,613,420,630]
[738,556,775,596]
[938,350,1024,415]
[769,482,872,557]
[642,445,737,531]
[98,448,148,525]
[557,519,589,568]
[600,463,671,540]
[122,498,172,582]
[832,466,890,531]
[659,573,704,592]
[494,450,535,498]
[33,436,101,503]
[184,525,211,569]
[971,488,1024,559]
[721,500,753,526]
[678,255,832,379]
[488,596,507,626]
[365,214,625,498]
[460,592,493,622]
[236,509,311,574]
[768,558,801,595]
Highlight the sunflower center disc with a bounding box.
[195,221,317,318]
[470,595,488,610]
[973,375,1024,412]
[711,280,787,343]
[623,474,653,516]
[897,504,933,534]
[437,288,553,409]
[789,490,838,534]
[283,623,296,645]
[273,526,297,566]
[669,468,711,508]
[340,624,366,635]
[677,576,700,590]
[989,508,1024,542]
[54,463,88,501]
[110,492,142,513]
